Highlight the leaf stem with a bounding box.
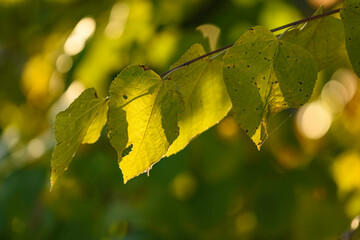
[159,8,341,78]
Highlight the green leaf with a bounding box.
[341,0,360,77]
[107,65,183,183]
[196,24,221,51]
[282,7,345,70]
[165,44,232,157]
[82,100,108,144]
[223,26,317,149]
[51,88,108,189]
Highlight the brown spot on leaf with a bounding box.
[139,65,151,71]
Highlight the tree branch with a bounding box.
[160,8,341,78]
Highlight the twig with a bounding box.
[159,8,341,78]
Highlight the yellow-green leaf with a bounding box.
[282,6,345,70]
[51,88,108,189]
[341,0,360,77]
[196,24,221,51]
[82,100,108,144]
[165,44,232,156]
[223,26,317,149]
[108,65,183,183]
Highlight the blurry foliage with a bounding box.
[0,0,360,239]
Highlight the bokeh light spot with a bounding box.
[296,101,332,140]
[332,151,360,193]
[170,172,198,201]
[64,17,96,56]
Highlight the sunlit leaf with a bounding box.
[223,26,317,149]
[82,100,108,144]
[165,44,232,157]
[196,24,221,51]
[51,88,108,189]
[107,65,183,183]
[341,0,360,77]
[282,6,345,70]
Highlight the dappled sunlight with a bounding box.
[216,117,240,140]
[332,151,360,193]
[321,80,349,113]
[21,54,53,105]
[321,69,358,113]
[64,17,96,56]
[27,138,46,159]
[170,171,198,201]
[1,0,360,239]
[105,2,129,39]
[55,54,73,74]
[296,100,332,140]
[296,68,358,140]
[351,216,360,230]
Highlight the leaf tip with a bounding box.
[50,174,56,192]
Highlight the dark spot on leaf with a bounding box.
[94,92,98,98]
[243,109,245,111]
[306,94,309,97]
[299,89,302,92]
[247,65,250,68]
[245,130,248,133]
[140,65,150,71]
[287,55,289,58]
[123,95,128,100]
[256,108,258,110]
[297,81,302,85]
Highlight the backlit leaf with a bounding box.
[282,7,345,70]
[196,24,221,51]
[166,44,232,156]
[223,26,317,149]
[51,88,108,189]
[341,0,360,77]
[107,65,183,183]
[82,100,108,144]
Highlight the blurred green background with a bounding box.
[1,0,360,239]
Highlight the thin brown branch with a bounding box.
[160,8,341,78]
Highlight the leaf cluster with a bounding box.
[50,1,360,187]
